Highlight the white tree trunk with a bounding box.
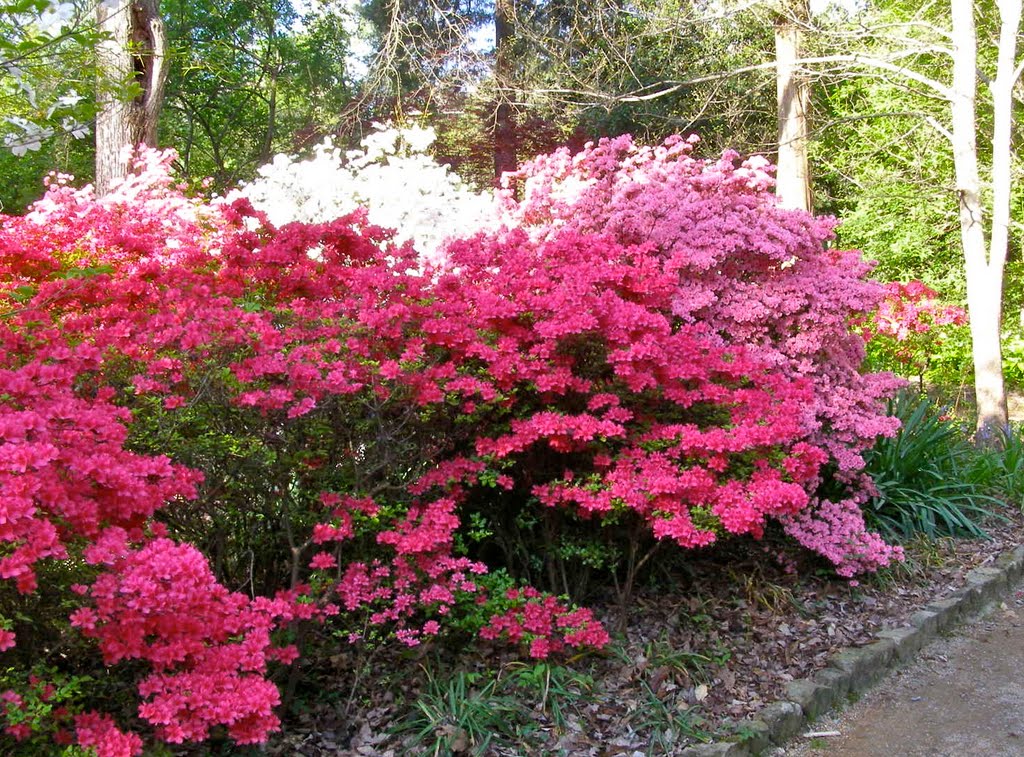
[989,0,1020,289]
[775,0,812,212]
[95,0,167,196]
[950,0,1013,436]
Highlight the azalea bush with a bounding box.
[0,149,600,755]
[234,122,496,263]
[0,135,905,754]
[863,280,969,385]
[498,135,904,574]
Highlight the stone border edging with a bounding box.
[679,544,1024,756]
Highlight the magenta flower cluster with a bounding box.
[1,137,913,753]
[499,134,907,572]
[862,280,968,375]
[870,280,967,342]
[480,588,610,659]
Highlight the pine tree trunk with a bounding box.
[95,0,167,196]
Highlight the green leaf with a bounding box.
[58,264,114,280]
[8,284,37,303]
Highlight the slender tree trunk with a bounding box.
[262,70,278,163]
[95,0,167,195]
[260,11,279,163]
[950,0,1014,436]
[989,0,1020,308]
[493,0,517,180]
[775,0,812,212]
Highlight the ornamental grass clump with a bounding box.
[971,422,1024,499]
[1,136,905,754]
[864,391,1001,540]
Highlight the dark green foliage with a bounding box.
[160,0,355,189]
[0,132,93,214]
[122,361,452,593]
[864,391,1001,540]
[968,422,1024,501]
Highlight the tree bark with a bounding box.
[259,7,280,164]
[493,0,517,180]
[950,0,1014,436]
[95,0,167,196]
[775,0,812,212]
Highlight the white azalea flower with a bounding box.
[234,123,497,263]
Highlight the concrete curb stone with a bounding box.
[993,545,1024,582]
[873,625,924,663]
[678,542,1024,756]
[922,596,963,630]
[809,667,850,700]
[908,608,939,635]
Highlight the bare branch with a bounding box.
[524,51,952,107]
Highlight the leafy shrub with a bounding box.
[862,280,969,386]
[0,137,904,753]
[966,422,1024,502]
[864,391,1001,540]
[499,134,904,575]
[1000,334,1024,387]
[234,123,496,263]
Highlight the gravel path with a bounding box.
[773,587,1024,757]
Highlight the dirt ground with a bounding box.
[773,586,1024,757]
[264,505,1024,756]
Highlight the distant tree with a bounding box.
[774,0,812,210]
[158,0,356,189]
[94,0,167,194]
[0,1,98,161]
[813,0,1022,434]
[0,0,100,212]
[949,0,1019,434]
[492,0,516,177]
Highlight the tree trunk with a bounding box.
[950,0,1013,436]
[260,9,280,164]
[95,0,167,196]
[775,0,812,212]
[493,0,517,180]
[990,0,1020,274]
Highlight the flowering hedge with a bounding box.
[234,123,496,263]
[499,135,904,573]
[1,137,902,754]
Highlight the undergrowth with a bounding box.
[862,391,1018,540]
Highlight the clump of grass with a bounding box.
[499,660,594,730]
[394,668,525,756]
[864,391,1003,541]
[393,660,598,755]
[626,681,712,751]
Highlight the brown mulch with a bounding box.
[265,505,1024,757]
